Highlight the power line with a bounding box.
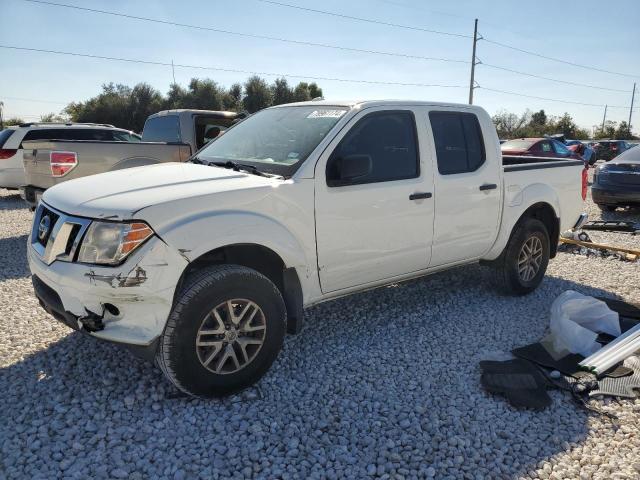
[0,44,467,90]
[481,63,630,93]
[481,37,640,80]
[479,86,631,109]
[256,0,471,38]
[19,0,468,65]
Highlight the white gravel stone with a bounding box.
[0,183,638,479]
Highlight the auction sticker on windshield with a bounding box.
[307,110,347,119]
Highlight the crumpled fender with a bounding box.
[483,182,561,261]
[153,210,311,271]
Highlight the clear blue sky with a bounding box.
[2,0,639,134]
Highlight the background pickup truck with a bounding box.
[21,109,242,207]
[28,100,587,397]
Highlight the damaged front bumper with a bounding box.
[28,234,189,353]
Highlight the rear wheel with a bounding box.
[491,218,550,295]
[156,265,287,397]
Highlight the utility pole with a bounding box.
[628,82,636,134]
[0,101,3,130]
[171,60,176,86]
[601,104,608,134]
[468,18,478,105]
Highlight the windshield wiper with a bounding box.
[210,160,283,179]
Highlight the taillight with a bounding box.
[581,167,588,201]
[0,149,17,160]
[50,151,77,177]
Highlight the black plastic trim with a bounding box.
[504,160,584,172]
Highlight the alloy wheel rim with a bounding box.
[518,236,543,282]
[195,299,266,375]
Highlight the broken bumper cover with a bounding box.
[28,235,189,349]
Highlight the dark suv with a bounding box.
[594,140,632,161]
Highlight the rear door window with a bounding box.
[142,116,181,142]
[429,111,486,175]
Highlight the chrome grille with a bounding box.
[31,203,92,265]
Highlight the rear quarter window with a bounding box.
[21,128,116,144]
[142,116,181,142]
[0,129,15,148]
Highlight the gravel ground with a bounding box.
[1,173,639,479]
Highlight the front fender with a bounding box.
[483,182,560,261]
[153,210,310,271]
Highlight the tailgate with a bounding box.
[21,140,192,189]
[22,142,59,189]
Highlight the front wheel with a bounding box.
[491,218,550,295]
[156,265,287,397]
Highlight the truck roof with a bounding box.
[148,109,240,119]
[271,99,484,111]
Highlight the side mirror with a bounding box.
[327,154,372,187]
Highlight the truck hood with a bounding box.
[43,162,281,220]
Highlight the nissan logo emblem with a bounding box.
[38,215,51,241]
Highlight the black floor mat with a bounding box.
[596,297,640,321]
[512,342,633,379]
[480,359,552,410]
[512,343,584,377]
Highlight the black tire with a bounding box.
[491,218,550,296]
[597,204,617,212]
[156,264,286,397]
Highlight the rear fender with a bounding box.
[483,183,560,261]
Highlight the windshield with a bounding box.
[196,106,349,176]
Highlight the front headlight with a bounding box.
[77,221,154,265]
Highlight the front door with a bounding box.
[427,109,501,266]
[315,108,435,293]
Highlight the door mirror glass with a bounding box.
[327,154,373,186]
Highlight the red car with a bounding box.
[501,138,584,161]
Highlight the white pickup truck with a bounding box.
[27,100,587,397]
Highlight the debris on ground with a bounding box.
[558,230,640,262]
[481,292,640,411]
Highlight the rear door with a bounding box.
[427,109,501,266]
[314,107,435,293]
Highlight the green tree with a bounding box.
[243,76,272,113]
[530,109,547,127]
[614,121,632,139]
[308,82,323,99]
[39,112,69,123]
[3,117,24,127]
[223,83,243,111]
[292,82,312,102]
[271,78,293,106]
[492,110,531,138]
[594,120,617,139]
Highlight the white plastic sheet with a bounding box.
[547,290,621,357]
